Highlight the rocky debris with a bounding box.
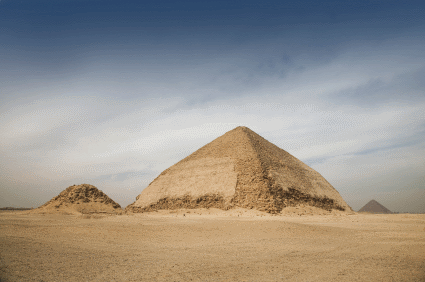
[37,184,122,214]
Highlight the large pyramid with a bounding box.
[126,126,352,213]
[359,200,392,214]
[36,184,122,214]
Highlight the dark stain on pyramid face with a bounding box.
[130,194,227,213]
[268,187,345,213]
[126,126,352,213]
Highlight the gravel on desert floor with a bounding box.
[1,210,424,281]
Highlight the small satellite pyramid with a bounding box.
[126,126,352,213]
[37,184,122,214]
[358,199,392,214]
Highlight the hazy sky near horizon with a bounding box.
[1,0,424,212]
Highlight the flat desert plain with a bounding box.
[1,209,424,281]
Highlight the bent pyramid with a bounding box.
[37,184,122,214]
[126,126,352,213]
[359,199,392,214]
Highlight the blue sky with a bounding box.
[1,0,424,212]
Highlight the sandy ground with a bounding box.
[1,209,424,281]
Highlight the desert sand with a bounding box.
[1,209,424,281]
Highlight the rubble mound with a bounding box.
[35,184,122,215]
[359,199,392,214]
[126,126,352,214]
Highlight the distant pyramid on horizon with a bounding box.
[359,199,392,214]
[126,126,352,214]
[36,184,122,214]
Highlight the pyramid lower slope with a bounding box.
[359,200,392,214]
[126,126,352,213]
[35,184,122,214]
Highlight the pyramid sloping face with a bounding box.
[359,200,392,214]
[126,127,352,213]
[38,184,122,214]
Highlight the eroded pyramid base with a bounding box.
[125,187,347,214]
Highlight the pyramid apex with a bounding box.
[233,126,250,130]
[227,126,256,135]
